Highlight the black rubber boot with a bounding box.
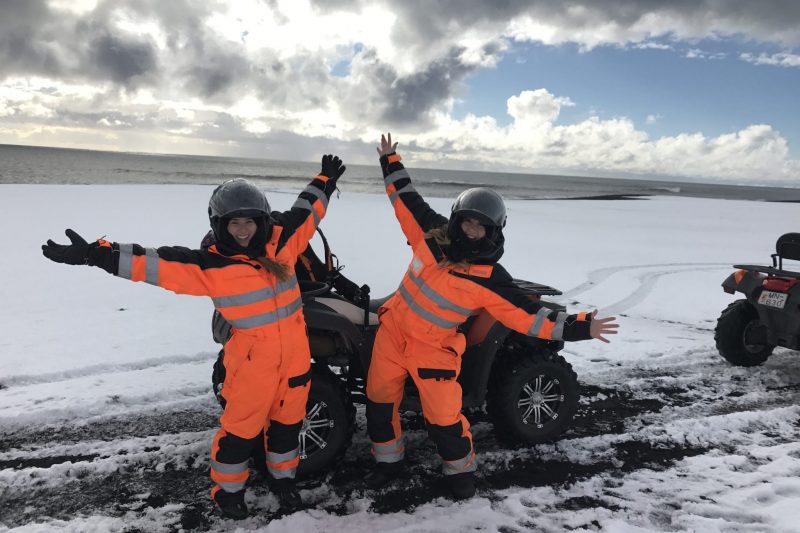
[447,472,476,500]
[213,489,249,520]
[364,461,404,490]
[272,478,302,513]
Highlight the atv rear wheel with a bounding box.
[486,350,579,445]
[211,354,355,476]
[297,369,355,476]
[715,299,774,367]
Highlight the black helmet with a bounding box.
[208,178,272,257]
[449,187,507,228]
[446,187,507,263]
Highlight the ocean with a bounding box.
[1,143,798,202]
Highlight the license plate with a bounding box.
[758,290,788,309]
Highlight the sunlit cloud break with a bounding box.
[0,0,798,184]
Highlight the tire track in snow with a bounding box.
[558,262,731,312]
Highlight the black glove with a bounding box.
[320,154,346,185]
[42,229,91,265]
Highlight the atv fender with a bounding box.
[722,270,763,299]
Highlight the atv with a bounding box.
[210,250,580,476]
[716,232,800,366]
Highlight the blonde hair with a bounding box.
[257,256,292,280]
[424,224,470,269]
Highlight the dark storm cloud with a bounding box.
[0,0,65,77]
[179,36,252,99]
[88,32,157,85]
[382,47,483,123]
[0,0,160,87]
[311,0,800,46]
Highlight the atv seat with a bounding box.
[773,233,800,270]
[369,294,394,314]
[316,297,380,326]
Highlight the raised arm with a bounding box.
[42,229,217,297]
[378,133,448,247]
[274,154,346,260]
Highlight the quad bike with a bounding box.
[716,232,800,366]
[210,245,580,476]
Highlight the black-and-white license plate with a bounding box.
[758,290,788,309]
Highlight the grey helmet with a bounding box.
[208,178,272,256]
[447,187,507,263]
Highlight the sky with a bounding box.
[1,0,799,183]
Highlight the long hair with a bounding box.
[256,255,292,280]
[424,224,470,269]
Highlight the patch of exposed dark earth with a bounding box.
[3,356,800,531]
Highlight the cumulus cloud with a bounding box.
[0,0,799,183]
[741,52,800,67]
[387,89,797,183]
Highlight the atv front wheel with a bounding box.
[715,299,774,366]
[486,350,579,445]
[211,354,355,476]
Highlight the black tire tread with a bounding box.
[486,349,579,446]
[714,299,774,367]
[297,367,356,477]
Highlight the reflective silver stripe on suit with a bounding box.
[372,437,405,463]
[397,284,462,329]
[443,451,477,475]
[389,183,416,204]
[212,275,298,308]
[117,244,158,284]
[269,466,297,479]
[117,243,133,279]
[302,183,329,209]
[551,312,569,341]
[267,447,299,466]
[144,248,159,285]
[211,460,249,475]
[528,307,554,337]
[218,481,246,491]
[227,296,303,329]
[407,272,474,316]
[384,168,410,187]
[291,198,321,225]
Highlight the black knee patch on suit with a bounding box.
[366,399,396,443]
[216,432,259,464]
[426,420,471,461]
[267,420,303,454]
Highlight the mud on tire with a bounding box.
[715,299,775,367]
[211,353,355,477]
[486,349,579,445]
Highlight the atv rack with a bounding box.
[733,232,800,279]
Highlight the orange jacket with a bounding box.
[379,153,592,343]
[85,175,332,336]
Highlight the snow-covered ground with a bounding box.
[2,184,799,532]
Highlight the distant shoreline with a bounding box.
[1,142,798,203]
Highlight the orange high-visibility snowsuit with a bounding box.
[366,153,594,476]
[85,174,333,497]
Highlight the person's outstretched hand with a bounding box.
[377,132,398,157]
[589,310,619,343]
[320,154,346,185]
[42,229,90,265]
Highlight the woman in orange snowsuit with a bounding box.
[41,155,346,520]
[365,134,618,499]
